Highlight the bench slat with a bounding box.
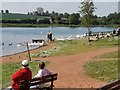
[30,73,57,86]
[98,79,120,90]
[19,73,58,90]
[30,77,57,86]
[31,73,57,82]
[109,84,120,90]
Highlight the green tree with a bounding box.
[58,13,64,18]
[1,10,4,13]
[55,12,59,16]
[45,10,50,16]
[51,11,55,16]
[68,13,80,24]
[34,11,38,15]
[64,12,70,19]
[107,12,120,25]
[5,10,9,13]
[79,0,96,44]
[54,16,61,24]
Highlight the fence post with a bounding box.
[26,42,31,61]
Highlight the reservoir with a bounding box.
[0,27,114,56]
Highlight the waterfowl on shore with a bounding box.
[8,43,12,46]
[2,42,4,46]
[16,43,23,47]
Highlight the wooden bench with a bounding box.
[97,79,120,90]
[20,73,58,90]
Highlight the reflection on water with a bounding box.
[1,27,114,56]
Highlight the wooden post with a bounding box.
[26,42,31,61]
[88,28,90,45]
[50,76,54,90]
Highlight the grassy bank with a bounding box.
[30,37,118,58]
[94,51,118,59]
[84,51,119,83]
[84,60,118,82]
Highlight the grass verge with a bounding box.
[94,51,118,58]
[31,37,118,57]
[84,50,119,83]
[84,60,118,82]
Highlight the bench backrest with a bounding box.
[19,73,58,90]
[97,79,120,90]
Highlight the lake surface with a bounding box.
[0,27,115,56]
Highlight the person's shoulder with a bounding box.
[44,68,51,72]
[44,67,48,70]
[38,69,43,72]
[21,67,30,72]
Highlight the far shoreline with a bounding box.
[1,46,42,57]
[1,23,119,28]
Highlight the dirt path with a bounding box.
[1,46,118,88]
[43,47,118,88]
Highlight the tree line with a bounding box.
[1,10,9,13]
[1,10,120,26]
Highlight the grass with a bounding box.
[1,13,46,20]
[95,51,118,59]
[2,60,49,88]
[2,24,51,27]
[31,37,118,57]
[53,39,94,55]
[84,50,119,83]
[30,39,96,57]
[84,60,118,82]
[92,38,119,48]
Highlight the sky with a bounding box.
[1,0,120,17]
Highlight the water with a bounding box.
[0,27,114,56]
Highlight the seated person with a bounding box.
[8,60,32,90]
[30,61,53,89]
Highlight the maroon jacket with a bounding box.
[11,67,32,90]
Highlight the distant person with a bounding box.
[49,31,52,42]
[30,61,53,89]
[47,31,52,42]
[113,29,116,34]
[47,31,50,42]
[9,60,32,90]
[88,29,92,36]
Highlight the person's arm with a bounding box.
[34,70,42,78]
[12,70,21,81]
[30,70,32,79]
